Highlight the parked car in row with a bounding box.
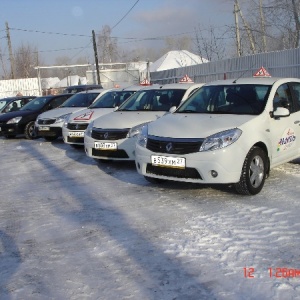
[62,85,143,146]
[35,89,104,141]
[0,94,73,139]
[0,96,36,114]
[135,77,300,195]
[84,82,203,162]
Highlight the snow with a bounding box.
[0,137,300,299]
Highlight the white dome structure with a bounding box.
[149,50,209,72]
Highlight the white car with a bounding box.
[62,86,143,146]
[35,89,104,141]
[84,83,203,161]
[135,77,300,195]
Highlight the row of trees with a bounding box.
[0,0,299,80]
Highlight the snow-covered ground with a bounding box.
[0,137,299,300]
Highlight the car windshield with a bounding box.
[177,84,271,115]
[20,96,51,111]
[89,91,134,108]
[117,89,186,111]
[60,92,99,107]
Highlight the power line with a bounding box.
[111,0,140,30]
[10,27,91,38]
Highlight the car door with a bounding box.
[270,82,300,165]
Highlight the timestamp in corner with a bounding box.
[244,267,300,278]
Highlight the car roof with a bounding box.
[205,77,300,86]
[75,89,104,94]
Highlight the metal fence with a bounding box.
[150,48,300,84]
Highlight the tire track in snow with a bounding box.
[160,205,300,299]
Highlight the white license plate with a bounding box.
[94,142,118,150]
[151,155,186,169]
[39,126,50,131]
[69,131,84,137]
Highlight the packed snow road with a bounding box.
[0,137,300,300]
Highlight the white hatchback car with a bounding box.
[62,86,143,146]
[35,89,104,141]
[84,83,203,161]
[135,77,300,195]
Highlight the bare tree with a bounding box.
[14,43,39,79]
[194,24,227,61]
[97,25,119,64]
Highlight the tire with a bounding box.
[234,146,267,195]
[144,176,166,184]
[24,121,37,139]
[44,136,58,141]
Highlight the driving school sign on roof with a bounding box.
[253,66,271,77]
[179,74,194,83]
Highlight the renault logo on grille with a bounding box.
[166,142,173,153]
[104,132,109,139]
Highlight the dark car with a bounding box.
[0,96,36,114]
[0,94,73,139]
[63,84,103,94]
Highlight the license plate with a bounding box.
[94,142,118,150]
[0,127,1,131]
[39,126,50,131]
[69,131,84,137]
[151,155,186,169]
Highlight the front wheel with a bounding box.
[24,121,37,139]
[234,146,267,195]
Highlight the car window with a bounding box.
[61,93,99,107]
[49,96,70,109]
[290,82,300,112]
[89,91,135,108]
[177,84,270,115]
[273,84,294,112]
[0,99,10,110]
[118,89,186,111]
[20,97,50,111]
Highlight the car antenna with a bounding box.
[232,60,258,83]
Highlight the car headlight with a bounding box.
[7,116,22,124]
[85,121,94,137]
[55,113,71,124]
[199,128,242,152]
[137,124,148,148]
[127,122,149,138]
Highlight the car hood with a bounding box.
[0,109,37,121]
[93,111,166,129]
[69,108,114,123]
[147,113,256,138]
[38,107,85,119]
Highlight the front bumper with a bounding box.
[135,143,246,184]
[62,127,85,145]
[36,126,62,138]
[0,123,24,136]
[84,134,136,161]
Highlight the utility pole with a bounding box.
[259,0,267,52]
[234,2,242,57]
[92,30,101,85]
[5,22,15,79]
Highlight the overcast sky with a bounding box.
[0,0,234,65]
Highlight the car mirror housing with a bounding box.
[272,107,290,118]
[169,106,177,113]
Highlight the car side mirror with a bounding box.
[272,107,290,118]
[169,106,177,113]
